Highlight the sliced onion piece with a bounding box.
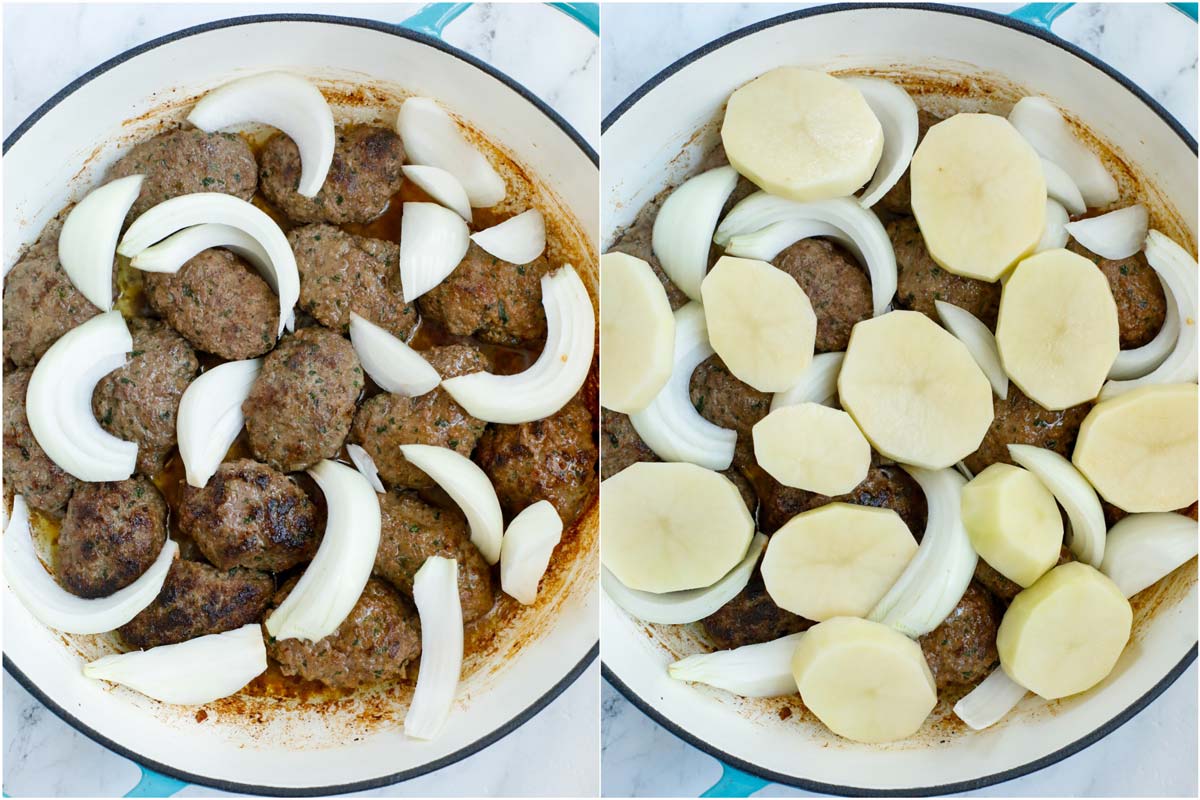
[716,193,897,316]
[723,219,850,259]
[953,666,1029,730]
[651,166,738,300]
[471,209,545,265]
[264,460,380,642]
[402,164,472,222]
[1036,199,1070,253]
[117,193,298,337]
[868,466,978,637]
[58,174,143,311]
[1008,444,1106,567]
[1041,158,1086,215]
[399,445,503,564]
[603,533,766,625]
[177,359,261,488]
[441,265,594,425]
[1008,97,1119,208]
[1110,282,1177,380]
[770,351,844,411]
[935,300,1009,399]
[629,302,736,471]
[26,310,136,482]
[668,631,804,698]
[955,461,975,481]
[348,311,439,397]
[1101,512,1198,598]
[346,443,385,494]
[398,202,470,302]
[187,72,334,198]
[397,97,505,208]
[1065,205,1148,260]
[4,495,178,634]
[84,624,265,705]
[500,500,563,605]
[844,78,919,209]
[404,556,463,740]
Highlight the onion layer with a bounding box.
[396,97,506,208]
[668,631,805,698]
[629,302,737,470]
[26,310,136,482]
[770,351,844,411]
[651,166,738,300]
[398,202,470,303]
[177,358,261,488]
[1036,200,1070,253]
[1040,158,1086,215]
[4,495,178,634]
[952,666,1029,730]
[1065,205,1148,260]
[441,265,594,425]
[348,312,439,397]
[935,301,1008,399]
[500,500,563,605]
[1008,97,1119,208]
[404,556,463,740]
[84,624,266,706]
[401,164,472,222]
[399,445,504,565]
[471,209,546,266]
[345,443,385,494]
[844,78,919,209]
[1110,282,1177,380]
[58,174,144,311]
[1008,444,1106,567]
[1101,512,1198,598]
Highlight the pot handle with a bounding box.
[400,2,599,38]
[1008,2,1073,33]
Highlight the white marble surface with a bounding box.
[600,2,1198,797]
[2,3,598,798]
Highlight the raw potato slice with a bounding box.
[752,403,870,495]
[910,114,1046,281]
[996,562,1132,699]
[600,252,675,413]
[700,256,816,392]
[838,311,993,469]
[791,617,937,743]
[961,463,1064,587]
[1072,383,1199,512]
[601,462,754,593]
[995,248,1120,410]
[721,68,883,202]
[761,503,917,620]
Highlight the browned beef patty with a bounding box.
[890,216,1001,328]
[600,408,658,480]
[962,385,1091,477]
[772,238,872,352]
[877,110,943,217]
[702,571,813,650]
[688,355,770,470]
[918,581,1002,688]
[3,368,79,514]
[1066,239,1167,348]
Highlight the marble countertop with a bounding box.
[600,2,1197,798]
[2,3,598,798]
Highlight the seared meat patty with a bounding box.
[962,385,1091,477]
[3,369,80,514]
[107,129,257,218]
[260,125,404,225]
[144,248,278,360]
[918,581,1002,688]
[376,491,494,622]
[351,345,489,489]
[118,560,273,649]
[1067,239,1167,348]
[688,355,769,470]
[702,570,813,650]
[974,545,1074,604]
[755,460,928,536]
[179,459,320,572]
[600,408,658,480]
[57,477,167,598]
[891,217,1001,329]
[92,318,198,475]
[877,110,943,217]
[772,238,872,352]
[243,326,363,472]
[475,396,598,523]
[267,577,421,689]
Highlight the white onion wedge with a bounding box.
[1008,444,1106,567]
[844,78,919,209]
[4,495,178,634]
[724,219,851,260]
[1008,97,1119,208]
[953,666,1029,730]
[83,624,266,705]
[629,302,737,471]
[398,202,470,302]
[868,466,977,637]
[651,166,738,300]
[117,193,298,337]
[402,164,472,222]
[264,460,380,642]
[500,500,563,605]
[397,97,505,208]
[441,265,594,425]
[346,443,385,494]
[177,359,261,488]
[187,72,334,198]
[26,310,136,482]
[770,351,844,411]
[404,556,463,740]
[58,174,143,311]
[1101,512,1198,598]
[1036,199,1070,253]
[1065,205,1149,261]
[669,632,805,698]
[935,301,1009,399]
[399,445,504,565]
[471,209,545,265]
[955,461,975,481]
[1041,158,1086,215]
[717,193,897,316]
[348,311,439,397]
[1110,282,1177,380]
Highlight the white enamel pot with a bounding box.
[602,4,1196,794]
[4,13,598,795]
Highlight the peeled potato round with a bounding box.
[601,462,754,593]
[838,310,994,469]
[752,403,870,495]
[721,68,883,202]
[600,252,675,413]
[962,463,1064,587]
[1072,383,1199,512]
